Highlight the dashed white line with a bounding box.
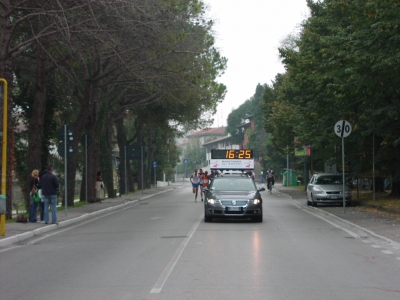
[371,245,381,248]
[382,250,393,255]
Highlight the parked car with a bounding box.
[203,174,265,222]
[307,173,352,207]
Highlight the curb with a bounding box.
[0,198,142,248]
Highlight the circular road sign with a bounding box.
[334,120,352,138]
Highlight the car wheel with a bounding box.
[311,194,317,207]
[307,200,311,206]
[204,211,212,223]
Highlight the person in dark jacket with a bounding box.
[41,165,60,224]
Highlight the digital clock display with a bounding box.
[211,149,253,159]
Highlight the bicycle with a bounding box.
[267,179,273,193]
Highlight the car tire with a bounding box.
[204,211,212,223]
[307,200,311,206]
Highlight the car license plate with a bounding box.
[228,206,241,211]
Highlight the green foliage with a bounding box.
[265,0,400,196]
[183,138,206,171]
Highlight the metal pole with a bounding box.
[286,146,289,187]
[141,145,144,196]
[64,125,68,217]
[373,131,375,201]
[85,135,88,203]
[124,146,128,195]
[342,137,345,214]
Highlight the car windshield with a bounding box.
[315,175,343,185]
[211,178,256,191]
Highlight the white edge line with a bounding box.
[281,190,400,251]
[0,188,178,250]
[149,213,203,294]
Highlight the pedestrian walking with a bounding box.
[41,165,60,225]
[28,169,40,222]
[95,171,105,202]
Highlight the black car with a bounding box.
[203,174,265,222]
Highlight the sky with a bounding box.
[203,0,310,127]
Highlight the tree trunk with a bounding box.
[26,45,48,210]
[389,180,400,197]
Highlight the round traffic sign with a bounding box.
[334,120,352,138]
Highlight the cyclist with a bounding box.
[190,169,201,202]
[265,168,275,192]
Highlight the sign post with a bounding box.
[183,158,188,180]
[334,120,352,213]
[153,161,157,187]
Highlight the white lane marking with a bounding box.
[0,189,175,252]
[288,195,400,252]
[382,250,393,255]
[396,257,400,261]
[371,245,381,248]
[149,213,203,294]
[291,202,360,239]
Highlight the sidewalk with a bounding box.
[0,182,187,248]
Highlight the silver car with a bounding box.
[307,173,352,207]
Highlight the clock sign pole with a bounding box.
[334,120,352,213]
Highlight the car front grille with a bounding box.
[220,200,248,206]
[326,191,341,195]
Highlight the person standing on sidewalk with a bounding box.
[95,171,105,203]
[41,165,60,225]
[260,170,264,183]
[28,169,40,222]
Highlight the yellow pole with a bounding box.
[0,78,8,236]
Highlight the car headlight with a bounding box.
[313,187,324,194]
[208,199,218,205]
[253,199,261,205]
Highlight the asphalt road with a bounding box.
[1,184,399,300]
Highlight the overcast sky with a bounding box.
[203,0,310,127]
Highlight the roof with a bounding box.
[188,126,226,137]
[202,135,232,146]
